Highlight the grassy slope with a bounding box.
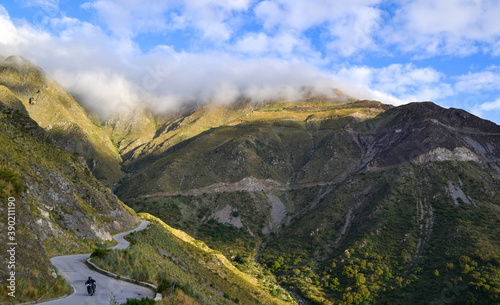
[116,100,257,165]
[105,106,158,157]
[116,100,386,198]
[114,94,375,168]
[0,98,136,303]
[0,56,123,185]
[92,213,296,305]
[134,161,500,304]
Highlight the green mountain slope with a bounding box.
[117,100,264,164]
[0,96,137,303]
[108,90,359,166]
[115,99,389,197]
[260,162,500,304]
[121,101,500,304]
[105,106,158,158]
[0,56,123,185]
[92,213,296,305]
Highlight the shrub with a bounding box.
[234,254,248,265]
[271,288,283,297]
[91,248,110,258]
[121,297,155,305]
[0,168,24,196]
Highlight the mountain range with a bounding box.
[0,56,499,304]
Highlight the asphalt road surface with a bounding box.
[37,220,154,305]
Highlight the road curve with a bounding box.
[112,220,149,250]
[37,220,154,305]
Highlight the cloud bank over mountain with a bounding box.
[0,1,499,122]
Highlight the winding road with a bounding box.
[38,220,155,305]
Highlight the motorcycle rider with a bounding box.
[85,276,96,295]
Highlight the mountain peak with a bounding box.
[376,101,500,133]
[1,55,44,76]
[3,54,33,65]
[355,101,500,170]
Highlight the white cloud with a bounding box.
[326,6,381,56]
[451,67,500,116]
[477,99,500,111]
[174,0,253,41]
[132,51,336,104]
[185,0,250,11]
[234,31,313,56]
[0,10,146,115]
[388,0,500,56]
[0,9,351,116]
[22,0,59,9]
[54,71,140,115]
[471,98,500,119]
[82,0,251,42]
[82,0,172,38]
[2,2,500,125]
[248,0,500,58]
[0,6,52,51]
[0,3,467,119]
[254,0,380,31]
[254,0,382,56]
[336,63,454,103]
[454,66,500,92]
[0,7,20,46]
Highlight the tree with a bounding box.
[433,270,440,278]
[121,298,155,305]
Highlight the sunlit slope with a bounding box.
[115,99,390,198]
[91,212,296,304]
[107,90,365,164]
[0,56,123,185]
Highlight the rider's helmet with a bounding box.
[88,276,92,280]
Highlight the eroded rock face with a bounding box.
[209,205,243,228]
[414,147,481,163]
[447,181,474,206]
[26,163,135,245]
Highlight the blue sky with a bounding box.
[0,0,499,124]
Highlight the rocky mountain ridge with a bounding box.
[353,102,500,170]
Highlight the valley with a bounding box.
[1,56,499,305]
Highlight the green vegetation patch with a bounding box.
[260,162,500,304]
[91,214,295,305]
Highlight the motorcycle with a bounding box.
[86,282,96,296]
